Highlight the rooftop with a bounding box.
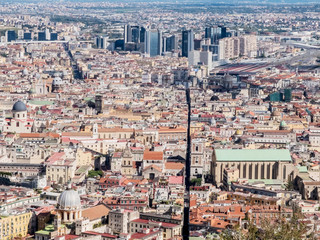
[215,149,292,162]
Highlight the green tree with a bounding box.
[220,211,308,240]
[285,179,295,191]
[191,178,202,186]
[88,170,103,178]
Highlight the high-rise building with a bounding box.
[6,30,16,42]
[95,36,108,49]
[50,33,58,41]
[124,25,146,43]
[182,30,194,57]
[24,32,32,41]
[194,39,202,50]
[220,26,227,39]
[145,30,162,57]
[124,24,132,44]
[205,26,227,44]
[131,26,140,43]
[140,27,146,43]
[124,25,146,51]
[188,50,213,70]
[163,35,177,52]
[45,28,51,40]
[218,37,241,60]
[239,35,257,57]
[38,32,46,41]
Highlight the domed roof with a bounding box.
[57,189,81,210]
[280,120,287,128]
[52,77,63,85]
[235,129,243,135]
[12,100,27,112]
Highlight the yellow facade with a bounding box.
[0,211,32,240]
[76,148,92,167]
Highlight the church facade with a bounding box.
[211,149,295,186]
[3,100,33,133]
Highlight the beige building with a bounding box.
[158,126,186,142]
[218,35,257,60]
[4,101,33,134]
[76,148,93,167]
[46,152,77,185]
[121,148,134,177]
[240,35,257,57]
[108,209,139,234]
[129,218,181,240]
[98,127,134,139]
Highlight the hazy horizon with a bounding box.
[3,0,320,3]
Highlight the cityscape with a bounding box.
[1,0,320,239]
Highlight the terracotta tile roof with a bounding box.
[130,229,161,240]
[61,132,91,137]
[165,162,184,170]
[83,231,117,238]
[19,132,60,138]
[47,152,65,163]
[143,164,162,173]
[143,151,163,161]
[168,176,183,185]
[99,127,134,133]
[158,127,186,133]
[82,204,111,221]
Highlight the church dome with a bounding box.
[52,77,63,85]
[280,120,287,128]
[23,69,29,75]
[235,129,243,136]
[12,100,27,112]
[57,190,81,210]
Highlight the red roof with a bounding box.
[143,151,163,161]
[168,176,183,185]
[83,231,117,238]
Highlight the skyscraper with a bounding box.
[95,36,108,49]
[50,33,58,41]
[38,32,46,41]
[124,25,145,43]
[163,35,178,52]
[124,24,132,44]
[140,27,146,43]
[182,30,194,58]
[24,32,32,41]
[6,30,16,42]
[145,30,162,57]
[205,26,227,44]
[124,25,146,51]
[131,26,140,43]
[45,29,51,41]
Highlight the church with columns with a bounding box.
[56,189,82,222]
[211,149,295,187]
